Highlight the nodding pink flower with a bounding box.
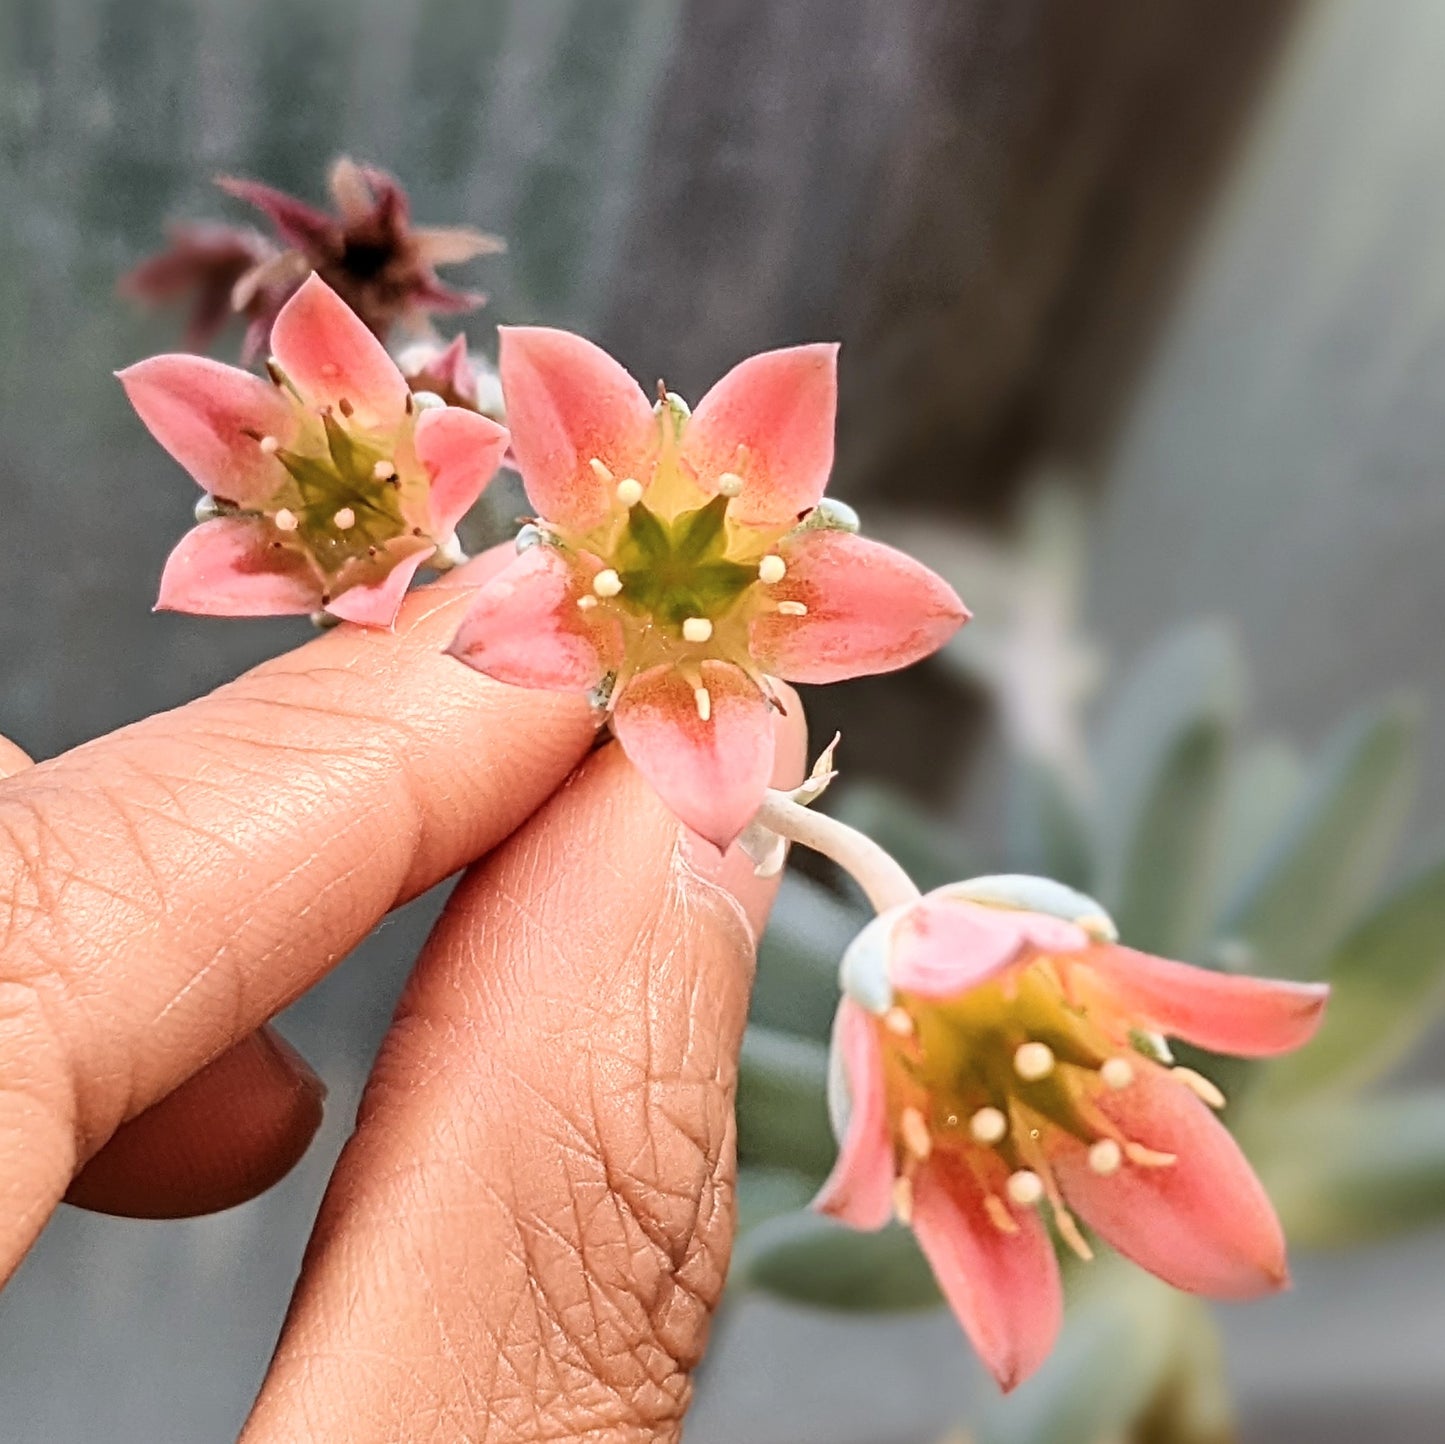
[119,221,286,361]
[816,875,1329,1393]
[220,156,502,347]
[446,329,969,848]
[396,335,504,421]
[119,275,508,628]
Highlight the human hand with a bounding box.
[0,556,806,1441]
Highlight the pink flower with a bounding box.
[816,875,1329,1392]
[446,329,969,847]
[221,157,502,347]
[396,335,504,420]
[119,275,508,627]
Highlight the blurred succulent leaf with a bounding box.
[975,1264,1191,1444]
[750,872,863,1043]
[736,1026,835,1180]
[1263,848,1445,1096]
[1256,1090,1445,1248]
[1112,714,1232,961]
[733,1211,941,1312]
[1213,738,1305,909]
[1219,698,1419,980]
[1006,754,1094,892]
[830,779,977,893]
[735,1166,818,1235]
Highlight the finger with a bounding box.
[241,698,809,1444]
[0,552,599,1281]
[0,736,34,777]
[63,1025,325,1219]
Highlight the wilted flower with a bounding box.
[396,335,504,421]
[120,275,508,627]
[119,221,286,361]
[817,875,1328,1391]
[446,328,968,847]
[221,156,502,345]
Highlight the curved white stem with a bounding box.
[753,790,921,915]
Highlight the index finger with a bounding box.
[0,558,598,1280]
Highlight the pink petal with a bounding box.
[751,530,969,685]
[323,547,433,628]
[683,344,838,528]
[1053,1066,1288,1299]
[413,405,510,535]
[498,326,658,534]
[912,1153,1064,1393]
[119,355,295,506]
[813,1001,895,1230]
[610,661,775,850]
[889,897,1089,1000]
[1076,945,1329,1058]
[446,547,624,690]
[155,518,321,617]
[269,274,409,430]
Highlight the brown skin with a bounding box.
[0,553,806,1442]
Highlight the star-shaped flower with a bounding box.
[818,875,1328,1391]
[446,329,968,847]
[120,275,508,627]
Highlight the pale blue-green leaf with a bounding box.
[733,1212,941,1312]
[1213,738,1305,912]
[1006,754,1093,891]
[1219,698,1419,979]
[1255,1090,1445,1247]
[736,1026,835,1180]
[735,1167,818,1236]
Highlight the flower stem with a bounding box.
[752,790,922,915]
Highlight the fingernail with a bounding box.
[254,1025,328,1104]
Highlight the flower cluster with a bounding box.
[818,875,1327,1390]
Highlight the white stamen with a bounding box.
[589,457,614,484]
[1101,1057,1135,1090]
[1006,1170,1045,1207]
[1088,1139,1123,1176]
[259,434,280,455]
[592,569,623,598]
[333,507,356,530]
[884,1006,914,1038]
[758,554,787,585]
[1125,1141,1177,1169]
[576,595,598,611]
[776,600,809,617]
[1056,1207,1094,1262]
[682,616,714,644]
[969,1107,1008,1145]
[1013,1041,1056,1082]
[372,459,393,482]
[694,686,712,723]
[1172,1066,1227,1109]
[899,1106,932,1161]
[984,1194,1020,1234]
[273,508,299,533]
[718,471,744,497]
[892,1175,914,1224]
[615,477,644,508]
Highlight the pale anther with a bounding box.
[576,595,598,611]
[694,687,712,723]
[1014,1041,1056,1082]
[884,1006,914,1037]
[900,1106,932,1161]
[969,1107,1008,1145]
[1101,1057,1135,1090]
[777,600,809,617]
[615,477,644,508]
[589,457,614,484]
[682,616,714,644]
[1088,1139,1123,1176]
[718,471,745,497]
[758,554,787,584]
[372,460,393,481]
[593,569,623,598]
[892,1175,914,1224]
[273,508,299,533]
[333,507,356,530]
[1172,1066,1226,1109]
[259,434,280,455]
[1006,1170,1045,1207]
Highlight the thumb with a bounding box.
[242,695,808,1443]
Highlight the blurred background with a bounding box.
[3,0,1445,1439]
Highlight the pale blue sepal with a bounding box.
[938,874,1118,943]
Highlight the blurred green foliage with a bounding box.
[733,602,1445,1444]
